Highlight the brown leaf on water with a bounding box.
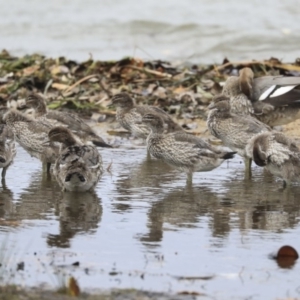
[272,245,298,269]
[277,245,299,259]
[68,276,80,297]
[178,291,205,296]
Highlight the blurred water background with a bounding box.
[0,0,300,63]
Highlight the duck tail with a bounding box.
[222,151,236,160]
[92,139,113,148]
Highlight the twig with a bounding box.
[214,60,300,72]
[63,74,97,94]
[125,65,173,78]
[131,78,171,83]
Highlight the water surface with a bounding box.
[0,0,300,62]
[1,142,300,299]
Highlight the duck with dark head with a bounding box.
[207,95,270,178]
[142,113,236,184]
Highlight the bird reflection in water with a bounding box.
[112,156,178,213]
[138,166,300,249]
[221,168,300,233]
[138,185,221,247]
[47,192,102,248]
[0,179,16,226]
[15,170,61,220]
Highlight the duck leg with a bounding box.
[282,179,292,189]
[186,172,193,186]
[244,157,252,179]
[1,166,7,178]
[46,162,51,173]
[146,150,152,161]
[42,162,52,173]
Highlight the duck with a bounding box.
[111,92,182,139]
[3,110,59,173]
[0,124,16,179]
[141,113,236,183]
[222,68,300,126]
[206,96,270,177]
[221,76,254,116]
[24,93,112,148]
[48,126,103,192]
[246,131,300,187]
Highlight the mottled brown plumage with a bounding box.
[142,113,235,183]
[3,110,59,172]
[26,93,112,148]
[111,93,182,139]
[49,126,103,192]
[222,76,254,115]
[0,124,16,178]
[207,99,270,175]
[246,131,300,186]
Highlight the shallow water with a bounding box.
[1,0,300,63]
[1,141,300,299]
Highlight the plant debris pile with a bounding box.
[1,49,300,121]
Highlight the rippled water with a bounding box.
[1,140,300,299]
[1,0,300,63]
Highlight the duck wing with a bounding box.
[136,106,182,132]
[253,76,300,106]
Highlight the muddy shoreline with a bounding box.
[1,52,300,299]
[1,286,198,300]
[1,50,300,142]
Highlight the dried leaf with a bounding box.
[52,83,70,90]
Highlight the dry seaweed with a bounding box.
[1,49,300,120]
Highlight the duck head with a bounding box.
[208,99,231,112]
[141,113,164,134]
[48,126,77,146]
[3,110,31,124]
[110,93,134,109]
[222,76,240,97]
[25,93,47,115]
[239,67,254,98]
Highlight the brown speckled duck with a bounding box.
[111,93,182,139]
[0,124,16,179]
[25,93,112,148]
[3,110,59,173]
[48,126,103,192]
[222,76,254,116]
[207,96,270,176]
[223,68,300,126]
[246,131,300,187]
[142,113,235,183]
